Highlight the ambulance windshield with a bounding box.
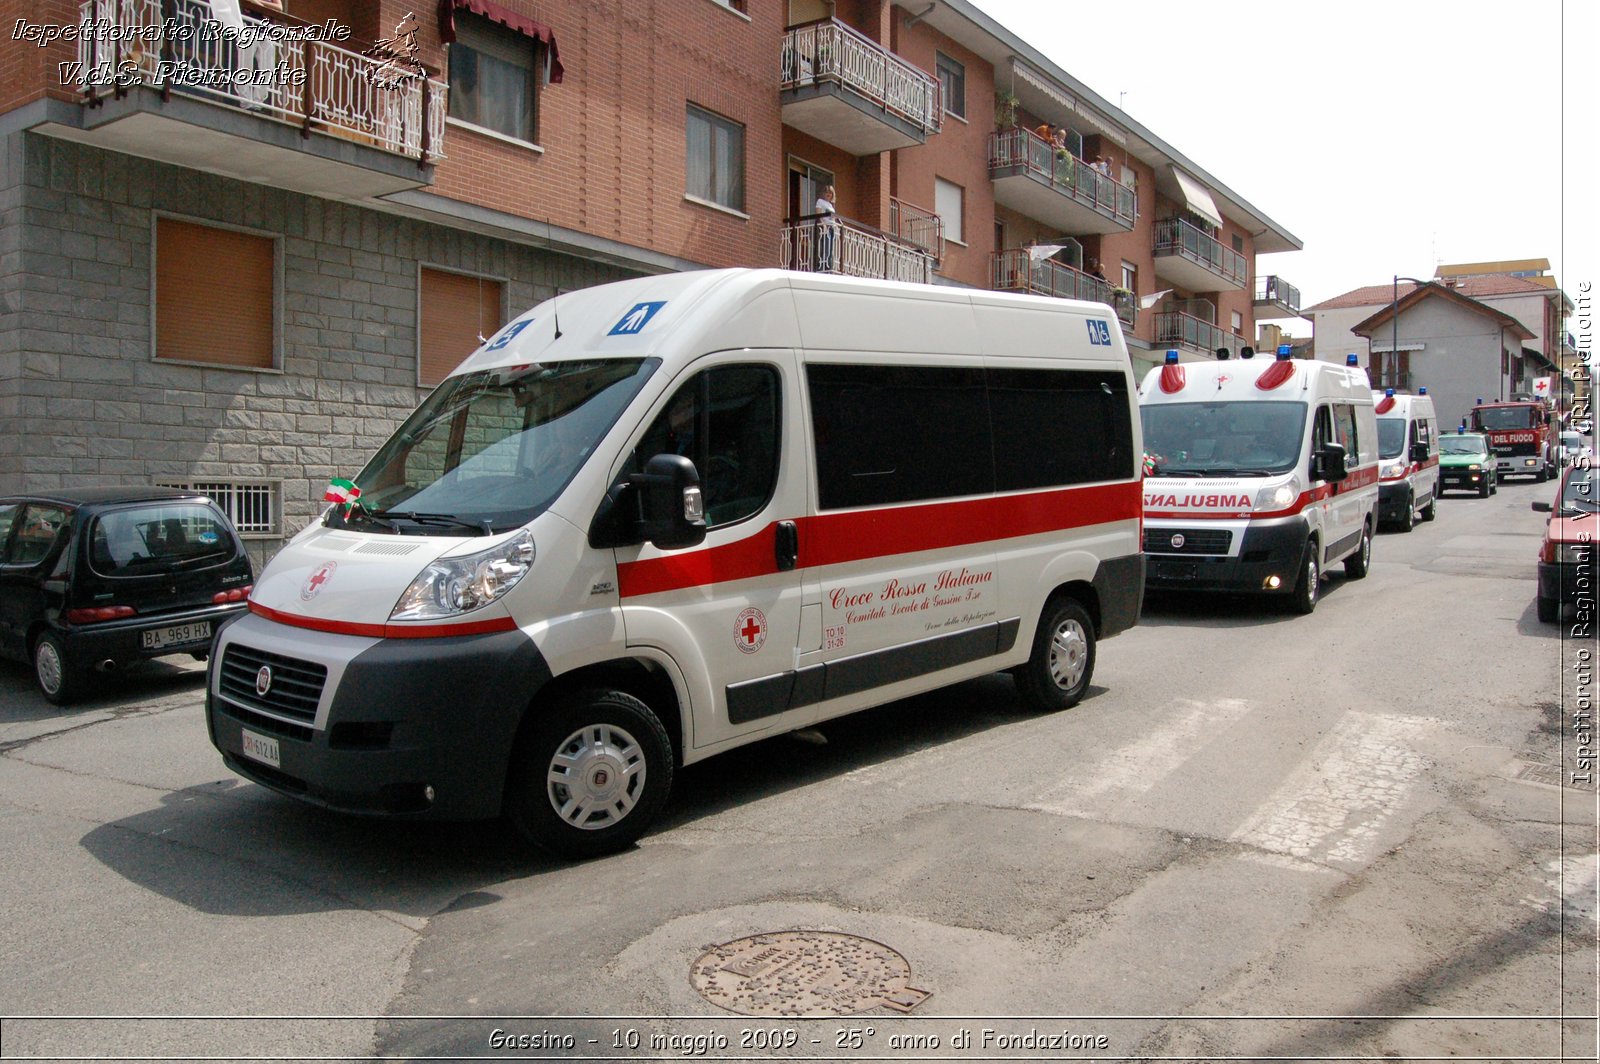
[342,358,657,534]
[1142,401,1307,477]
[1377,418,1408,459]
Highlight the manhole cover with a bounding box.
[690,931,929,1016]
[1515,761,1597,791]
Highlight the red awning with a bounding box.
[438,0,563,83]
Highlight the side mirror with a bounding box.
[1409,441,1429,464]
[634,454,707,550]
[1312,443,1349,483]
[1531,501,1553,513]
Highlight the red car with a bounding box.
[1532,464,1597,622]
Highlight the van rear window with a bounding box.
[89,504,235,575]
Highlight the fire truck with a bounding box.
[1468,400,1556,481]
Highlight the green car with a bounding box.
[1439,432,1497,497]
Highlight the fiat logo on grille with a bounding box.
[255,666,273,697]
[1171,533,1186,549]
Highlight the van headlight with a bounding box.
[1381,460,1406,479]
[391,530,536,620]
[1254,483,1300,513]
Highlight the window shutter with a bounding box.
[156,218,275,368]
[420,268,503,387]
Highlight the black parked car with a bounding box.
[0,487,254,704]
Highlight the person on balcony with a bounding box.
[1088,257,1107,282]
[814,184,838,273]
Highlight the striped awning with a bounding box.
[438,0,563,83]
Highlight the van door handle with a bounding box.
[775,521,799,572]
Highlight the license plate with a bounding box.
[141,621,212,650]
[1153,560,1198,581]
[240,728,281,768]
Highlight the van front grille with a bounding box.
[1144,528,1232,556]
[219,644,327,724]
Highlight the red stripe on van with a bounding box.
[617,481,1141,598]
[248,601,517,639]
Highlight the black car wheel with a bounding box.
[33,632,82,706]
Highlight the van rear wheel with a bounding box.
[505,688,673,860]
[1014,597,1095,712]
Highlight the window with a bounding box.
[419,268,504,388]
[155,217,275,369]
[1334,403,1360,460]
[89,503,237,574]
[936,53,965,119]
[5,505,70,568]
[686,105,746,212]
[988,369,1133,489]
[448,13,542,143]
[1231,233,1245,253]
[1230,310,1243,335]
[157,481,279,537]
[633,365,780,528]
[935,178,963,243]
[809,364,989,509]
[1121,261,1137,292]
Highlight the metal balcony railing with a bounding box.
[1254,275,1302,315]
[1153,218,1247,288]
[1153,310,1232,355]
[988,128,1137,227]
[888,196,944,265]
[781,214,935,285]
[991,250,1137,328]
[75,0,447,163]
[781,19,940,137]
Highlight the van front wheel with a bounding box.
[505,688,673,860]
[1014,597,1095,712]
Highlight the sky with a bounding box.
[968,0,1597,339]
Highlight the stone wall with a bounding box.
[2,132,638,568]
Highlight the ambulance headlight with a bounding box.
[1254,483,1299,512]
[1381,460,1406,479]
[391,530,536,620]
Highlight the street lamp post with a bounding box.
[1390,275,1429,389]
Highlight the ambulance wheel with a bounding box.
[1344,522,1371,579]
[505,688,673,860]
[1396,492,1415,533]
[1014,596,1095,712]
[1290,543,1319,615]
[1537,593,1560,623]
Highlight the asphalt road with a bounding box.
[1,472,1594,1062]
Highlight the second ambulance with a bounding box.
[1141,349,1379,613]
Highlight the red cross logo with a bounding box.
[301,561,337,601]
[734,608,767,655]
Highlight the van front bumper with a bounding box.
[207,615,550,820]
[1377,480,1411,522]
[1144,515,1309,595]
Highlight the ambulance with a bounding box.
[1139,349,1379,613]
[1373,388,1440,532]
[205,269,1145,858]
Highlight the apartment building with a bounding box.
[0,0,1300,561]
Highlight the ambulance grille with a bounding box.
[219,644,327,724]
[1144,528,1232,556]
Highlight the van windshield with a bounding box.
[1377,418,1407,459]
[1142,401,1307,477]
[348,359,657,534]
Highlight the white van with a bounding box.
[1372,388,1440,531]
[206,269,1144,857]
[1139,349,1379,613]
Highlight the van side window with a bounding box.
[807,364,990,509]
[988,368,1133,489]
[634,364,780,529]
[1312,406,1335,468]
[1334,403,1359,460]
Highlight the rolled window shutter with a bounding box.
[156,218,274,368]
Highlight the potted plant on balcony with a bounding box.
[994,89,1019,128]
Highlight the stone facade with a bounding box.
[0,132,636,567]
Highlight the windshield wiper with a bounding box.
[328,507,400,534]
[371,510,495,536]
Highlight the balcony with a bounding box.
[1254,275,1302,319]
[61,0,446,200]
[991,249,1136,328]
[780,214,935,285]
[988,128,1136,235]
[781,19,940,156]
[888,196,944,267]
[1152,218,1248,292]
[1153,310,1235,358]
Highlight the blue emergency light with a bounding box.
[1276,345,1292,361]
[1418,387,1427,395]
[1385,388,1396,397]
[1165,350,1179,364]
[1346,354,1360,366]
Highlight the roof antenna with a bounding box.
[552,287,563,341]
